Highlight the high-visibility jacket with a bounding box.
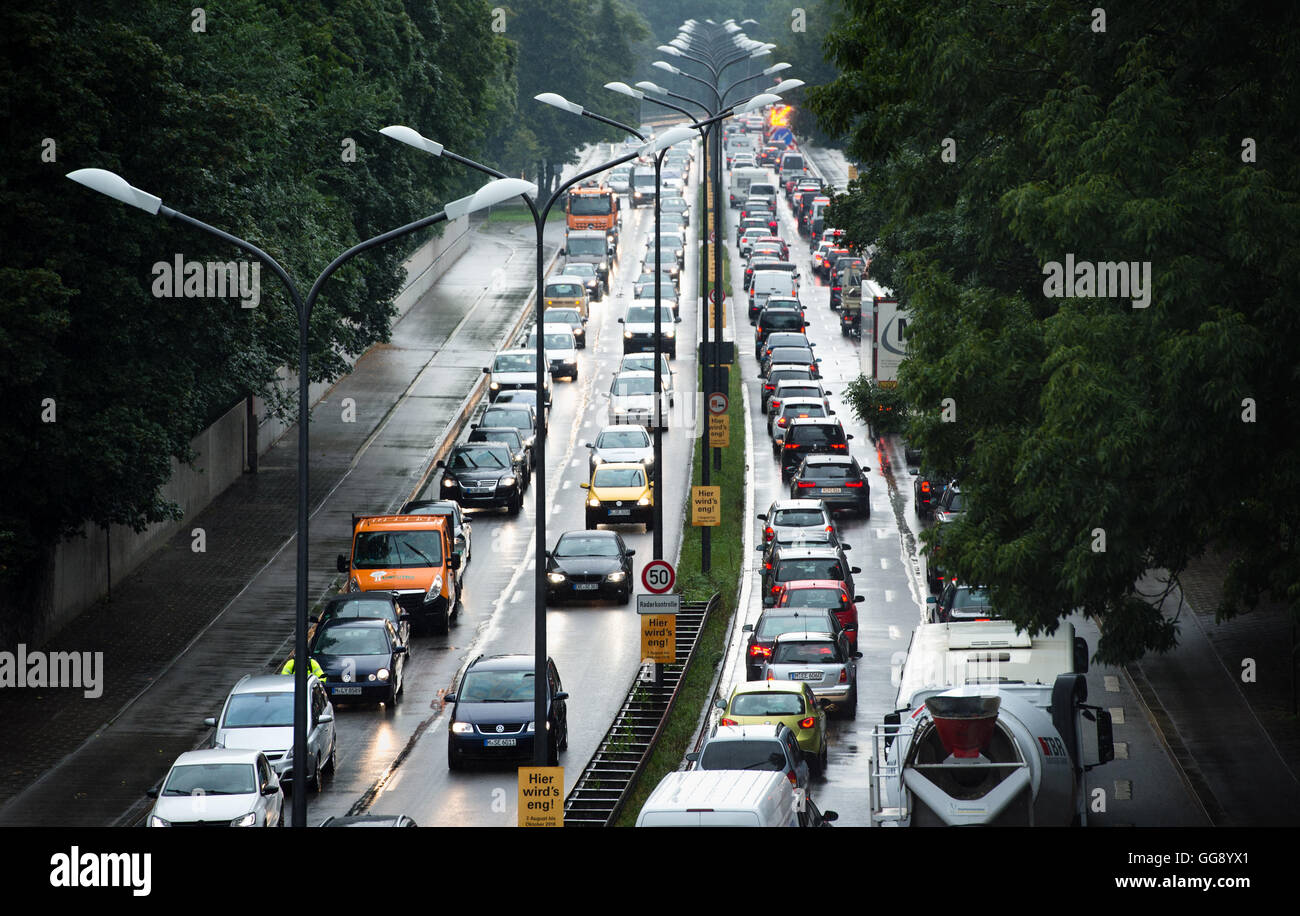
[279,656,325,680]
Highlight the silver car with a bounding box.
[484,348,552,407]
[760,631,861,717]
[524,325,580,380]
[205,674,336,790]
[688,723,811,790]
[147,747,283,827]
[618,352,674,406]
[587,424,654,476]
[606,370,669,430]
[770,397,833,453]
[757,498,837,548]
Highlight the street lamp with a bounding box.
[66,166,532,825]
[381,122,693,765]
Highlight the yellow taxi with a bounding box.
[544,275,590,320]
[581,462,654,531]
[715,680,828,774]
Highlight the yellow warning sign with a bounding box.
[848,165,859,180]
[709,413,730,447]
[517,767,564,827]
[641,615,677,663]
[707,302,727,330]
[691,485,721,526]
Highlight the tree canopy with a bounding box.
[812,0,1300,662]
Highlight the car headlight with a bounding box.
[606,571,626,582]
[592,455,606,465]
[547,572,567,584]
[377,668,390,681]
[526,721,536,733]
[637,496,651,506]
[665,329,675,338]
[425,576,443,601]
[515,452,526,464]
[587,497,601,508]
[441,476,457,488]
[148,815,170,827]
[573,327,584,336]
[489,382,499,390]
[624,331,633,338]
[499,476,516,486]
[451,721,474,734]
[347,577,360,592]
[231,812,257,828]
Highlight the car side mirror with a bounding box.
[203,717,216,728]
[714,698,727,710]
[686,751,700,763]
[755,545,765,551]
[855,595,865,603]
[482,367,490,373]
[317,712,334,725]
[828,410,835,415]
[840,543,852,551]
[742,623,753,632]
[824,390,832,396]
[585,442,593,448]
[927,596,937,604]
[846,434,854,440]
[336,554,349,573]
[617,318,625,323]
[262,783,280,797]
[435,459,446,468]
[675,316,682,323]
[444,693,457,704]
[449,554,461,571]
[145,786,159,798]
[850,567,861,574]
[554,692,570,702]
[394,646,409,656]
[579,482,590,489]
[398,612,411,621]
[626,549,636,557]
[854,652,863,659]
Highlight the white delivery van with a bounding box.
[636,769,799,827]
[750,270,799,314]
[729,167,770,208]
[778,151,806,187]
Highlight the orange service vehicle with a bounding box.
[336,514,460,633]
[566,183,620,246]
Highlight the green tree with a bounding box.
[811,0,1300,662]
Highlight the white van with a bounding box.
[778,151,806,187]
[729,167,770,208]
[750,270,799,314]
[636,769,798,827]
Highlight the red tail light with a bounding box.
[764,384,775,392]
[787,770,797,785]
[784,442,799,449]
[766,669,775,681]
[921,481,931,493]
[796,481,815,488]
[845,480,864,488]
[799,717,815,729]
[830,443,847,449]
[764,527,774,541]
[719,717,738,727]
[749,644,772,658]
[838,668,848,684]
[825,525,833,532]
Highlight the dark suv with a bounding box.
[437,443,524,514]
[755,307,808,343]
[762,544,861,608]
[742,607,850,680]
[780,418,853,477]
[790,455,870,516]
[445,654,568,769]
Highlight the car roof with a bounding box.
[803,454,856,465]
[558,528,618,540]
[172,747,264,766]
[468,653,540,672]
[769,499,828,511]
[356,515,450,532]
[729,680,807,697]
[230,674,298,694]
[494,348,536,358]
[708,724,784,742]
[775,545,845,559]
[771,630,838,644]
[596,424,651,437]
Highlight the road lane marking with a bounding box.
[888,625,902,640]
[1104,675,1121,692]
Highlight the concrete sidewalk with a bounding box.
[1129,551,1300,826]
[0,216,560,825]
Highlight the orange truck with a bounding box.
[336,514,460,633]
[566,184,620,248]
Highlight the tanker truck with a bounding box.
[867,620,1115,826]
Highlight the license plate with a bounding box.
[790,671,821,681]
[575,583,599,591]
[332,686,363,695]
[484,738,517,748]
[821,487,842,494]
[608,509,631,516]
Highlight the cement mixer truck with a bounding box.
[867,620,1115,826]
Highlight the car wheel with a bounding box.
[323,736,337,774]
[309,754,323,792]
[448,743,463,772]
[817,743,828,775]
[547,732,560,766]
[508,493,523,515]
[620,587,631,605]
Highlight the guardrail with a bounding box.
[562,594,718,826]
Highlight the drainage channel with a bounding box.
[563,595,717,826]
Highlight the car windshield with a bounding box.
[612,376,654,396]
[565,263,596,276]
[632,173,656,188]
[626,306,674,324]
[730,692,805,717]
[555,535,620,558]
[546,283,584,299]
[767,334,807,348]
[782,405,827,421]
[352,530,444,569]
[700,742,786,772]
[471,429,522,449]
[545,309,580,324]
[781,588,845,609]
[481,409,532,430]
[762,313,804,331]
[777,559,845,582]
[321,599,397,624]
[222,692,294,728]
[592,467,645,488]
[451,447,509,470]
[622,355,668,375]
[661,198,685,210]
[768,348,813,364]
[493,354,535,372]
[772,509,826,527]
[774,641,840,664]
[953,588,994,611]
[804,463,852,479]
[162,763,257,797]
[597,429,650,449]
[314,625,391,657]
[566,238,606,256]
[569,196,612,215]
[459,670,535,703]
[758,613,834,638]
[526,332,574,349]
[790,425,843,446]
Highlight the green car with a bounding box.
[716,680,829,774]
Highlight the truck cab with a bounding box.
[336,515,460,634]
[565,185,619,253]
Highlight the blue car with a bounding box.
[311,618,408,706]
[445,655,568,769]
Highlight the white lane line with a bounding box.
[562,480,571,489]
[526,558,535,571]
[879,557,889,569]
[1109,707,1126,724]
[511,589,523,603]
[1104,675,1121,693]
[888,625,902,640]
[884,589,896,602]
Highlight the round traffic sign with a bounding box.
[641,560,676,594]
[710,288,725,305]
[708,392,728,415]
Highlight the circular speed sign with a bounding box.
[641,560,676,594]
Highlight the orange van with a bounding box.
[336,514,460,633]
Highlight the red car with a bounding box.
[774,580,862,651]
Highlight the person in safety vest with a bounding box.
[279,656,326,680]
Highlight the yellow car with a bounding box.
[716,681,828,773]
[581,462,654,530]
[544,276,590,320]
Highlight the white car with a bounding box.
[205,674,336,790]
[607,370,670,430]
[147,748,284,827]
[484,348,552,407]
[618,352,675,406]
[524,325,580,380]
[587,424,655,476]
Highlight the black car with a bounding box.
[755,307,808,346]
[493,388,548,430]
[761,365,816,413]
[760,346,820,379]
[762,545,861,608]
[465,427,530,490]
[400,499,473,566]
[313,591,411,647]
[931,583,1002,623]
[757,526,848,579]
[545,530,636,604]
[311,618,408,706]
[319,815,418,827]
[478,405,537,469]
[913,471,947,519]
[780,418,853,477]
[741,607,849,680]
[790,455,870,516]
[756,331,812,363]
[437,443,524,514]
[446,654,569,769]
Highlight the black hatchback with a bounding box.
[437,443,523,514]
[790,455,871,516]
[780,418,853,477]
[446,654,569,769]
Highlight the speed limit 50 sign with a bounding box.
[641,560,676,594]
